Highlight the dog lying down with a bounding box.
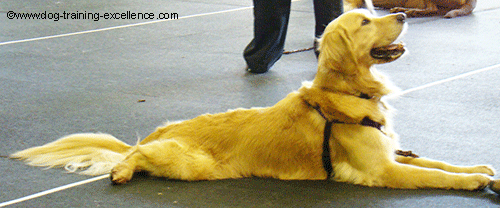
[11,10,500,194]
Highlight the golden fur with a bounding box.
[11,10,500,192]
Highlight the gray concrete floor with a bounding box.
[1,0,500,207]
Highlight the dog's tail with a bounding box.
[10,133,133,176]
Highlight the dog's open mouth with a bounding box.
[370,42,405,61]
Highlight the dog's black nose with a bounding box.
[396,13,406,23]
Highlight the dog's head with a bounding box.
[319,9,407,67]
[315,10,407,97]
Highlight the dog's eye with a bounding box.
[361,19,370,26]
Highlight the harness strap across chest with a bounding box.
[304,91,419,180]
[313,105,382,180]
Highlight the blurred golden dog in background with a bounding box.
[346,0,477,18]
[12,10,500,193]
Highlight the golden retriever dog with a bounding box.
[372,0,477,18]
[11,10,500,193]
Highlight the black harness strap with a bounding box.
[322,120,334,180]
[312,106,346,180]
[305,91,385,180]
[360,117,382,131]
[308,94,421,180]
[312,105,383,180]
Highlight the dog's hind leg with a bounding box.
[111,139,219,184]
[395,156,495,176]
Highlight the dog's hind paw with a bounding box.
[110,163,134,185]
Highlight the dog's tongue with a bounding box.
[370,43,405,60]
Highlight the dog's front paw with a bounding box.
[444,10,460,18]
[390,8,420,18]
[111,163,134,185]
[471,165,496,176]
[390,7,408,14]
[463,174,492,191]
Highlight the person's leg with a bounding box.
[243,0,291,73]
[313,0,343,57]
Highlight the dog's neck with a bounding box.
[312,64,393,99]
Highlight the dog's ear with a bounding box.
[318,24,359,76]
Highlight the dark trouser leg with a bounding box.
[243,0,291,73]
[313,0,343,57]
